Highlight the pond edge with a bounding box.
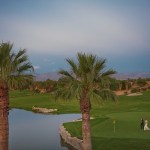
[59,124,83,150]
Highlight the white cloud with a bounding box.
[33,65,40,70]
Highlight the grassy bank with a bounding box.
[10,90,150,149]
[10,90,80,113]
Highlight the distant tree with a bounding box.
[0,42,34,147]
[110,78,120,91]
[45,79,57,92]
[32,79,57,93]
[136,78,147,86]
[120,80,126,90]
[55,53,117,150]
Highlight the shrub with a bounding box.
[131,88,140,93]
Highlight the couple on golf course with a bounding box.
[141,118,150,131]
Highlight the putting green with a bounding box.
[92,112,150,139]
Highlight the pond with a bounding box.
[7,109,81,150]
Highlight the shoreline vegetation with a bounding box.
[10,90,150,150]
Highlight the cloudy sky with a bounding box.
[0,0,150,73]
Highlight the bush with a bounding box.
[136,78,146,86]
[131,88,140,93]
[34,89,40,93]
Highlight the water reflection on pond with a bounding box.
[4,109,80,150]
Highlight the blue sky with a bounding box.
[0,0,150,73]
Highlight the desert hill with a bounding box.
[35,72,150,81]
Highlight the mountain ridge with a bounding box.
[35,72,150,81]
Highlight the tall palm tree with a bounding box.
[56,53,117,150]
[0,80,9,150]
[0,42,34,150]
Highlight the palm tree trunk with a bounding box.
[81,111,92,150]
[0,114,8,150]
[0,80,9,150]
[80,90,92,150]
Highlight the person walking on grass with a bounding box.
[144,119,150,131]
[140,118,144,130]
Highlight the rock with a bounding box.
[127,92,143,96]
[59,124,83,150]
[32,106,58,113]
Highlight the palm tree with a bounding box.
[56,53,117,150]
[0,80,9,150]
[0,42,34,150]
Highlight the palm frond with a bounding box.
[58,70,73,79]
[17,62,34,74]
[66,58,78,75]
[101,69,116,77]
[95,89,117,101]
[54,52,117,104]
[0,42,34,88]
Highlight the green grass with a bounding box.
[10,90,80,113]
[63,91,150,150]
[10,90,150,150]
